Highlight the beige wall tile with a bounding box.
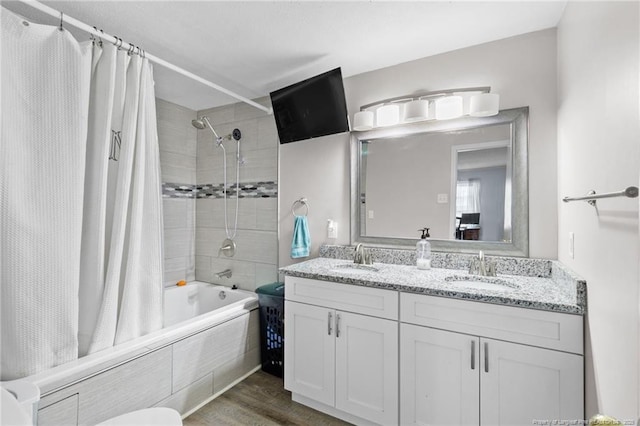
[197,105,235,125]
[233,97,271,122]
[256,198,277,231]
[164,228,194,260]
[163,199,188,229]
[257,116,279,149]
[161,164,196,185]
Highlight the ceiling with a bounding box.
[3,1,567,112]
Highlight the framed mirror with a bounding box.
[350,107,529,256]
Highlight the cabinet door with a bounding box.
[335,312,398,425]
[481,338,583,426]
[400,324,480,426]
[284,301,335,406]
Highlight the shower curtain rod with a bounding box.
[16,0,273,115]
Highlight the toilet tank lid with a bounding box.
[1,380,40,405]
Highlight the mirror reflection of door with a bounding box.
[452,142,511,242]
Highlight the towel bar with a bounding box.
[291,198,309,217]
[562,186,638,206]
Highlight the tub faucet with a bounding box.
[354,243,373,265]
[216,269,232,279]
[469,251,496,277]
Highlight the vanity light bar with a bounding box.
[353,86,499,131]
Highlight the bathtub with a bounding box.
[24,282,260,425]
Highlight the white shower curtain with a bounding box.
[1,8,164,378]
[82,45,164,355]
[1,9,92,380]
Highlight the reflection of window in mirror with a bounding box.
[453,142,510,242]
[456,179,481,215]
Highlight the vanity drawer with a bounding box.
[285,276,398,320]
[400,293,583,354]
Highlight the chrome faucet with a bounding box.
[353,243,373,265]
[215,269,232,279]
[468,251,496,277]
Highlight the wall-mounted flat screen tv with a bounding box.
[270,67,350,144]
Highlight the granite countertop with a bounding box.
[280,257,586,315]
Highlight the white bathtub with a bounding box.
[164,282,257,327]
[25,282,260,425]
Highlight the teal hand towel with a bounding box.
[291,216,310,258]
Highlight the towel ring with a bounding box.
[292,198,309,217]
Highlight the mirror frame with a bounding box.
[350,106,529,257]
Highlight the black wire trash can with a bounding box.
[255,282,285,377]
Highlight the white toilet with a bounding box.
[1,380,182,426]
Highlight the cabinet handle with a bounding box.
[328,312,332,335]
[471,340,476,370]
[484,342,489,373]
[336,314,341,338]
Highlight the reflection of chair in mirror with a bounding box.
[456,213,481,240]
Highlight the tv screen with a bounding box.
[270,68,350,144]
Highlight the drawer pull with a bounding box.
[328,312,332,336]
[471,340,476,370]
[484,342,489,373]
[336,314,341,338]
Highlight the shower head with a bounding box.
[191,116,221,140]
[191,118,206,129]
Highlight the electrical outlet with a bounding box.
[568,232,575,259]
[327,220,338,239]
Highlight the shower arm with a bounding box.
[201,117,221,141]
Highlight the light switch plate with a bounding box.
[437,194,449,204]
[368,210,374,219]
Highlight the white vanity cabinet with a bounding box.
[284,277,398,425]
[400,293,584,426]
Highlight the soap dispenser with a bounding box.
[416,228,431,270]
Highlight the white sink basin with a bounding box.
[330,263,380,274]
[445,276,518,291]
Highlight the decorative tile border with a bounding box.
[163,181,277,199]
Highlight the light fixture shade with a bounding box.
[435,96,463,120]
[470,93,500,117]
[353,111,374,131]
[403,99,430,122]
[376,104,400,127]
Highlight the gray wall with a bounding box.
[557,2,639,419]
[194,98,279,292]
[157,98,197,286]
[278,28,558,266]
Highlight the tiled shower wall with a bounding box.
[157,97,278,290]
[195,98,279,292]
[157,98,197,286]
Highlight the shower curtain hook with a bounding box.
[127,43,134,56]
[99,29,104,47]
[58,12,64,31]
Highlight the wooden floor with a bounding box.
[183,370,351,426]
